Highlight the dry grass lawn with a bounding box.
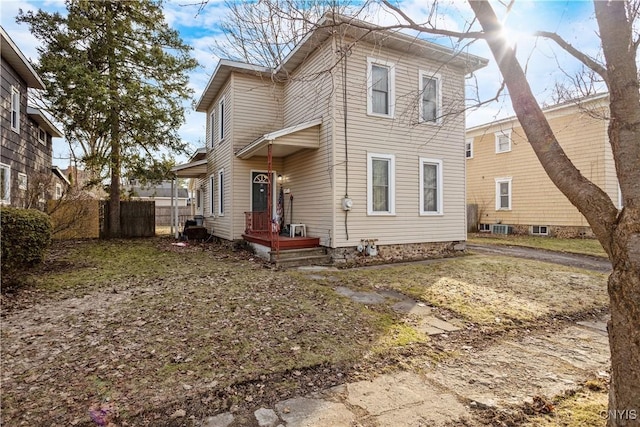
[1,238,609,426]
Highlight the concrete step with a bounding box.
[274,254,332,269]
[270,247,327,262]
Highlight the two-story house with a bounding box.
[173,14,487,264]
[466,93,620,237]
[1,26,65,209]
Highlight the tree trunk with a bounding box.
[106,1,121,238]
[468,1,640,424]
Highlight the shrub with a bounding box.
[1,207,52,274]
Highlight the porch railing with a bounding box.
[244,211,270,234]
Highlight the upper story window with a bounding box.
[209,111,215,148]
[38,127,47,145]
[55,183,63,200]
[11,87,20,133]
[1,164,10,204]
[218,97,226,142]
[419,71,441,124]
[367,58,395,118]
[465,139,473,158]
[367,153,395,215]
[419,158,443,215]
[495,130,512,153]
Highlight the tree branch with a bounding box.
[534,30,608,80]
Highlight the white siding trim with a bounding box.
[419,158,443,216]
[366,57,395,119]
[495,177,512,210]
[367,152,395,215]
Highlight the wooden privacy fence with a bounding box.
[100,201,155,238]
[155,205,191,226]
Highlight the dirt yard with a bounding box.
[1,238,611,426]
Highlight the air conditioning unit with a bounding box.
[491,224,512,234]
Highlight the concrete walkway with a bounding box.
[201,317,609,427]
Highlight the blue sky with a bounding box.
[1,0,602,167]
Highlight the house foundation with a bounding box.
[329,241,465,266]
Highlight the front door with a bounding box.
[252,172,270,212]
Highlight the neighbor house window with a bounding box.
[531,225,549,236]
[419,158,443,215]
[209,175,215,215]
[18,173,27,191]
[367,153,395,215]
[218,98,225,141]
[0,164,10,204]
[367,58,395,118]
[209,111,215,148]
[495,130,511,153]
[196,188,202,209]
[11,87,20,132]
[479,223,491,232]
[419,71,441,124]
[38,127,47,144]
[465,139,473,158]
[495,177,512,210]
[218,169,224,215]
[55,183,62,200]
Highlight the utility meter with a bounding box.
[342,197,353,211]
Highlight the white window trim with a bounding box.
[209,110,215,148]
[0,163,10,204]
[618,184,624,209]
[367,152,395,215]
[218,168,224,216]
[531,225,549,236]
[55,183,62,200]
[209,175,215,216]
[218,97,226,142]
[419,158,443,216]
[465,139,474,159]
[18,172,27,191]
[366,57,395,119]
[38,127,47,144]
[418,70,442,125]
[495,177,512,210]
[11,86,20,133]
[495,130,512,153]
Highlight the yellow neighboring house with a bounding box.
[466,93,622,238]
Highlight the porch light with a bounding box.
[277,174,284,184]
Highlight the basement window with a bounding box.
[531,225,549,236]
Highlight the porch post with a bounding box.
[174,178,179,239]
[267,143,273,245]
[170,178,175,237]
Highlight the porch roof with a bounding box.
[171,159,208,178]
[236,118,322,160]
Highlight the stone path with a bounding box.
[200,283,610,427]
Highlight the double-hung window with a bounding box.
[367,58,395,118]
[218,98,225,142]
[0,164,10,204]
[419,158,443,215]
[209,111,215,148]
[11,87,20,133]
[465,139,473,159]
[218,169,224,216]
[367,153,395,215]
[495,177,512,210]
[209,175,215,215]
[419,71,441,124]
[38,127,47,145]
[495,130,511,153]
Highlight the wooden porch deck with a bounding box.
[242,232,320,250]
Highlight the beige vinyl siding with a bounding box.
[202,80,234,240]
[331,40,468,247]
[278,40,336,246]
[467,102,612,228]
